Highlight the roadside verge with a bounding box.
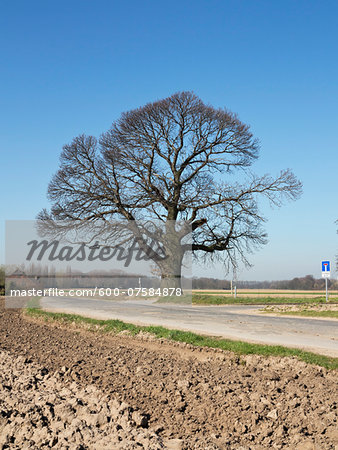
[25,308,338,370]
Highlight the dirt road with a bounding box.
[0,299,337,449]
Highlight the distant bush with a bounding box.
[0,265,5,295]
[192,277,230,290]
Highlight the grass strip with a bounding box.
[26,297,41,308]
[190,294,338,305]
[193,290,338,296]
[25,307,338,370]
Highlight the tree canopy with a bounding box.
[39,92,302,286]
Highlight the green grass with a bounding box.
[26,296,41,308]
[191,294,338,305]
[194,290,333,296]
[25,307,338,370]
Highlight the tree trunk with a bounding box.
[159,250,183,291]
[160,272,182,290]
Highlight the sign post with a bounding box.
[321,261,330,303]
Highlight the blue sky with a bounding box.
[1,0,337,280]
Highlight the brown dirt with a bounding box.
[0,350,163,449]
[263,304,338,313]
[0,299,337,449]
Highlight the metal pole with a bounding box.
[325,277,328,303]
[234,285,237,299]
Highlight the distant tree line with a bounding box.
[1,266,336,293]
[192,274,338,290]
[192,277,231,290]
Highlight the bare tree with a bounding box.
[39,92,302,288]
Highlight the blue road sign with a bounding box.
[322,261,330,272]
